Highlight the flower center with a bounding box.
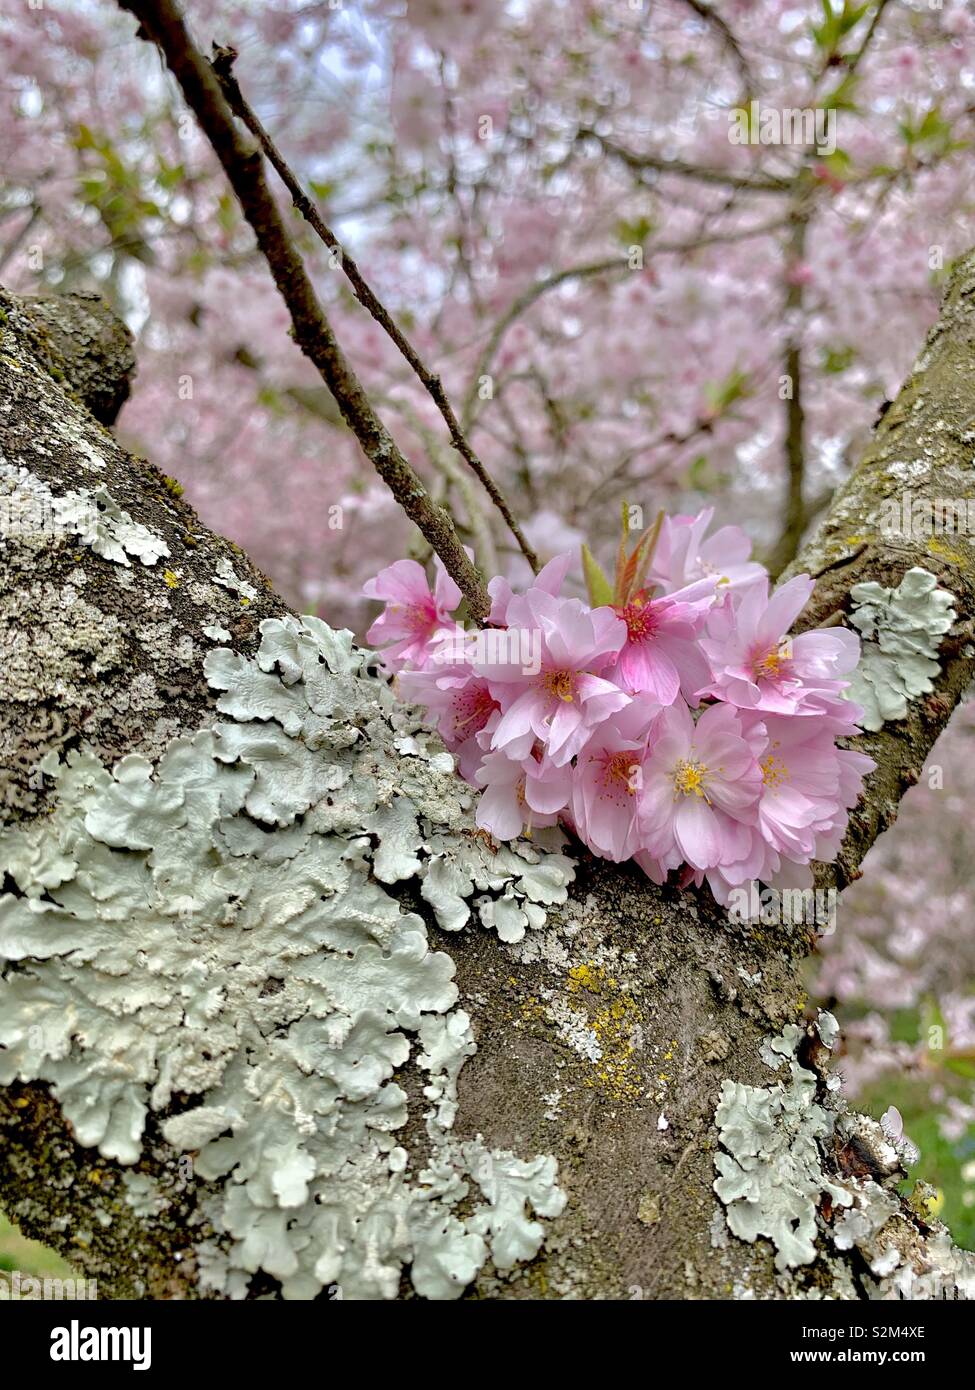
[753,641,789,681]
[760,751,788,788]
[619,596,660,644]
[542,669,576,702]
[391,599,436,636]
[602,751,640,796]
[453,685,499,735]
[673,758,708,798]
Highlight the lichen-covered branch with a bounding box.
[13,291,135,425]
[785,248,975,891]
[2,277,975,1300]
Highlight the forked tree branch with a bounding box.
[119,0,491,621]
[209,43,538,575]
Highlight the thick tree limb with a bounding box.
[14,291,135,425]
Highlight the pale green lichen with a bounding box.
[714,1017,975,1297]
[0,614,572,1299]
[0,464,169,567]
[845,566,956,729]
[713,1036,851,1270]
[121,1172,168,1220]
[212,555,257,603]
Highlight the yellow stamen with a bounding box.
[605,752,639,795]
[543,669,575,702]
[673,759,709,798]
[754,640,792,681]
[761,752,788,788]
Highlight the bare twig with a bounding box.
[581,130,795,194]
[766,213,810,578]
[209,43,536,575]
[119,0,491,621]
[677,0,754,97]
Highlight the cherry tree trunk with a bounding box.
[2,273,975,1300]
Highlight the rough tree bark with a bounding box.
[2,263,975,1301]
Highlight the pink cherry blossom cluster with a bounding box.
[363,509,875,906]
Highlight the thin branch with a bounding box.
[0,204,40,277]
[118,0,491,622]
[581,129,795,194]
[461,257,623,430]
[209,43,537,575]
[387,394,500,580]
[677,0,754,97]
[832,0,892,84]
[762,0,893,578]
[766,213,809,579]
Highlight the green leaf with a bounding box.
[615,214,655,248]
[899,104,963,156]
[686,454,729,493]
[156,161,186,191]
[811,0,870,54]
[217,194,237,234]
[821,344,856,374]
[581,544,614,608]
[822,73,860,113]
[704,367,751,414]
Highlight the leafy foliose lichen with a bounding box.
[713,1025,851,1271]
[714,1017,975,1297]
[0,464,169,567]
[0,613,572,1299]
[845,566,956,729]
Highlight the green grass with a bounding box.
[856,1075,975,1250]
[0,1214,75,1280]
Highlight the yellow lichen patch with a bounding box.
[520,996,545,1024]
[568,961,606,995]
[637,1190,661,1226]
[565,963,644,1103]
[163,569,180,589]
[926,536,968,567]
